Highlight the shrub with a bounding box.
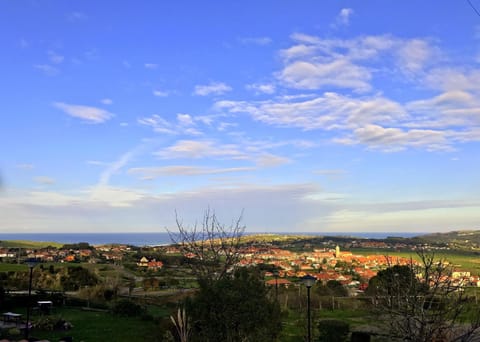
[112,299,144,317]
[317,319,349,342]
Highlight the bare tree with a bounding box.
[370,249,480,342]
[168,208,245,282]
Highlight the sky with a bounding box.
[1,1,480,234]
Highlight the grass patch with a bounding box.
[351,248,480,275]
[0,263,30,272]
[30,307,164,342]
[0,240,62,248]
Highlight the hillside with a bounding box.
[416,230,480,250]
[0,239,63,248]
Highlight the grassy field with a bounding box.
[351,248,480,275]
[26,307,166,342]
[0,240,62,248]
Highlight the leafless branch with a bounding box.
[167,208,245,282]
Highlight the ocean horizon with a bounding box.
[0,231,420,247]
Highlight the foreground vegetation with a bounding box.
[3,227,480,340]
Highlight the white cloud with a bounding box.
[128,165,255,179]
[278,59,371,92]
[87,160,107,166]
[239,36,272,45]
[194,82,232,96]
[423,67,480,92]
[53,102,114,123]
[33,176,55,185]
[177,113,194,126]
[256,154,291,167]
[333,8,354,27]
[216,92,406,131]
[246,83,276,94]
[138,114,202,135]
[334,124,453,152]
[396,39,433,74]
[100,98,113,105]
[34,64,59,76]
[153,89,169,97]
[406,90,480,128]
[155,140,246,160]
[138,114,175,134]
[88,186,146,207]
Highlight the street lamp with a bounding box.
[273,270,279,301]
[301,274,316,342]
[25,258,38,340]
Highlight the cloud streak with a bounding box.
[53,102,114,123]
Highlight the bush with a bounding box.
[112,299,144,317]
[317,319,349,342]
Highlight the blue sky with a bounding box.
[2,1,480,233]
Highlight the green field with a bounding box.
[352,248,480,275]
[23,307,165,342]
[0,240,62,248]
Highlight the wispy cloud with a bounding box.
[314,169,347,176]
[194,82,232,96]
[16,164,34,170]
[34,64,59,76]
[138,114,202,135]
[216,92,406,131]
[238,36,272,46]
[155,140,246,160]
[144,63,158,69]
[100,98,113,105]
[278,59,372,92]
[48,50,64,64]
[128,165,255,179]
[246,83,276,94]
[34,176,55,185]
[53,102,114,123]
[332,8,354,28]
[256,154,291,167]
[153,89,169,97]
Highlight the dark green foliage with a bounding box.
[112,299,145,317]
[366,264,419,296]
[350,331,370,342]
[60,266,98,291]
[103,288,115,301]
[187,268,282,342]
[61,242,92,250]
[317,319,349,342]
[315,280,348,297]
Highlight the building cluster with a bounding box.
[237,245,479,291]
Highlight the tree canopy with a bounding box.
[186,267,282,342]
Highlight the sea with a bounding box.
[0,232,420,247]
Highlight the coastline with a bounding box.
[0,231,419,247]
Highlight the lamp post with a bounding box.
[273,270,279,301]
[301,274,316,342]
[25,258,38,340]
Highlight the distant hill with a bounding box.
[416,230,480,248]
[0,240,62,248]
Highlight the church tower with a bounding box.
[335,245,341,258]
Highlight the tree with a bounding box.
[168,208,245,282]
[186,267,282,342]
[368,250,480,342]
[170,209,282,341]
